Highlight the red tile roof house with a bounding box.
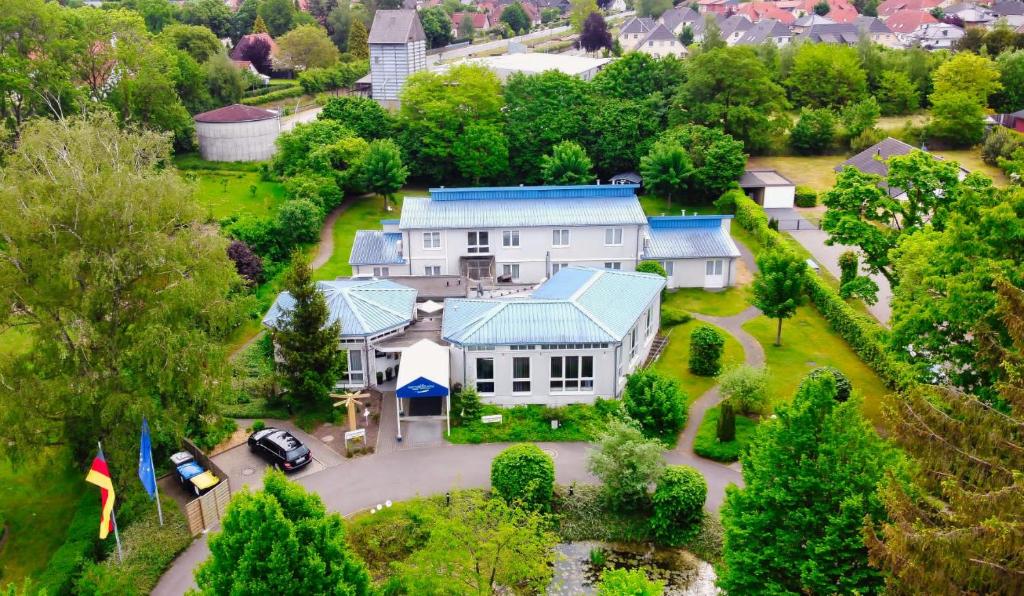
[735,2,798,23]
[791,0,860,22]
[877,0,944,17]
[698,0,738,15]
[884,8,939,37]
[490,2,543,26]
[451,11,492,35]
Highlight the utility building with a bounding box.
[368,9,427,107]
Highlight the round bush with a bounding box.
[794,186,817,208]
[276,198,325,247]
[804,366,852,402]
[689,325,725,376]
[490,444,555,510]
[636,260,667,278]
[624,368,687,440]
[650,465,707,545]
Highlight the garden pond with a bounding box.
[548,541,718,595]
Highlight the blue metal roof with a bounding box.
[400,185,647,230]
[442,267,664,345]
[263,279,416,337]
[643,216,741,260]
[349,230,406,266]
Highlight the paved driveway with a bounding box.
[765,208,892,325]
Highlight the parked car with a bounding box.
[169,451,221,497]
[248,427,312,472]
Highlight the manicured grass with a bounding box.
[876,113,929,131]
[0,452,83,584]
[932,148,1010,186]
[654,320,745,404]
[447,402,620,444]
[188,170,288,220]
[746,155,841,193]
[640,194,719,216]
[692,406,758,462]
[742,307,890,424]
[663,286,750,318]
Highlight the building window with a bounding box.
[468,231,489,253]
[373,266,390,277]
[423,231,440,249]
[605,228,623,246]
[552,229,570,247]
[502,230,520,247]
[629,328,638,361]
[659,261,674,275]
[705,259,723,275]
[502,264,520,279]
[425,265,441,276]
[551,263,570,275]
[512,357,531,393]
[550,355,594,392]
[346,349,364,384]
[645,308,652,337]
[476,358,494,394]
[604,262,622,270]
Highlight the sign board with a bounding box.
[481,414,503,424]
[344,429,366,441]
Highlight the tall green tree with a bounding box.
[453,123,509,185]
[720,373,902,595]
[193,470,372,595]
[180,0,233,38]
[876,70,920,115]
[419,5,453,48]
[0,114,246,475]
[318,95,394,140]
[822,150,963,289]
[640,141,694,208]
[928,91,986,147]
[259,0,297,36]
[158,23,224,63]
[500,2,531,34]
[348,18,369,58]
[789,108,836,155]
[584,97,660,177]
[277,24,340,70]
[274,253,344,408]
[657,125,747,200]
[931,52,1002,107]
[205,52,247,107]
[540,140,594,185]
[588,419,666,512]
[751,249,806,346]
[786,43,868,108]
[994,49,1024,113]
[868,279,1024,594]
[569,0,598,32]
[360,138,408,209]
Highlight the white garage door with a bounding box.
[762,185,795,209]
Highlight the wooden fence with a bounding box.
[181,438,232,536]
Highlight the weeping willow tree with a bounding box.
[868,278,1024,593]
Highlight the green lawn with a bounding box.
[189,170,287,220]
[640,194,718,216]
[663,286,750,318]
[654,319,745,404]
[693,406,759,462]
[746,155,841,193]
[932,148,1010,186]
[742,306,890,424]
[0,452,83,584]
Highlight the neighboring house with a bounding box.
[720,14,755,44]
[796,22,863,43]
[697,0,739,14]
[369,9,427,106]
[835,137,970,199]
[451,11,492,34]
[739,169,797,208]
[735,18,794,45]
[989,109,1024,133]
[884,9,940,42]
[791,13,835,32]
[635,22,689,57]
[735,2,797,24]
[444,267,665,405]
[909,21,965,47]
[229,33,279,62]
[943,2,996,27]
[448,53,612,81]
[642,216,741,289]
[262,279,419,390]
[350,185,649,284]
[790,0,860,22]
[855,16,902,45]
[690,13,726,42]
[610,171,643,185]
[991,0,1024,26]
[231,59,270,84]
[878,0,943,17]
[618,16,658,51]
[659,5,701,34]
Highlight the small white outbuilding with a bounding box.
[739,169,796,209]
[194,104,281,162]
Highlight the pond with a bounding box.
[549,541,718,595]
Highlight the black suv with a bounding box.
[248,428,312,472]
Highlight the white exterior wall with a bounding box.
[450,300,661,406]
[370,40,427,103]
[401,224,646,282]
[636,39,688,57]
[662,257,737,289]
[762,185,795,208]
[196,118,280,162]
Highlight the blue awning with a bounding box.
[395,340,450,399]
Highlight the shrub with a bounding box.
[693,405,758,462]
[318,95,395,140]
[240,85,306,106]
[596,568,665,596]
[689,325,725,376]
[36,494,102,596]
[650,465,707,545]
[789,108,836,155]
[660,306,692,327]
[284,173,343,211]
[718,364,771,415]
[226,240,263,286]
[587,419,666,513]
[981,126,1024,166]
[839,250,859,288]
[804,366,853,402]
[276,198,324,247]
[623,368,687,441]
[713,187,745,214]
[490,444,555,510]
[251,419,266,432]
[849,127,888,154]
[717,401,736,442]
[636,260,667,278]
[299,60,369,94]
[451,386,483,424]
[794,186,817,208]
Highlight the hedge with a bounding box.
[795,186,817,207]
[36,494,102,596]
[693,406,758,462]
[730,193,917,390]
[243,83,300,99]
[241,85,306,105]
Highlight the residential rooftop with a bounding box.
[643,216,741,261]
[263,279,417,337]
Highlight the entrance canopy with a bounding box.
[396,339,450,398]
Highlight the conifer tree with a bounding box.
[252,14,269,33]
[348,19,368,59]
[867,278,1024,594]
[274,253,344,408]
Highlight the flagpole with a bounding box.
[98,441,124,564]
[151,451,164,527]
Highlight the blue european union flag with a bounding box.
[138,418,157,499]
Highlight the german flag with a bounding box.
[85,454,116,539]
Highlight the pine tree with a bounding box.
[349,19,368,59]
[867,278,1024,594]
[252,14,269,34]
[717,401,736,442]
[274,253,344,408]
[719,372,903,595]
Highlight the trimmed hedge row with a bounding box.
[731,193,917,390]
[241,85,306,106]
[36,493,102,595]
[243,83,300,99]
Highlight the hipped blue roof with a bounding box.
[349,230,406,266]
[263,279,416,337]
[442,267,664,346]
[643,216,741,260]
[399,185,647,230]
